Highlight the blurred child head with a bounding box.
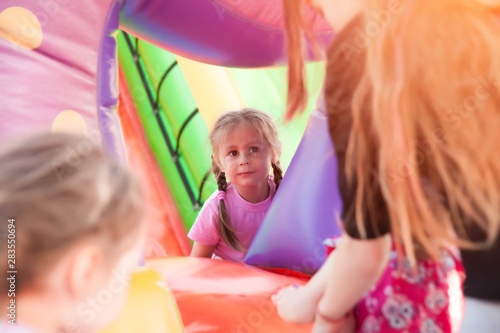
[0,132,145,331]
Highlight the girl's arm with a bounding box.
[314,233,391,331]
[190,242,216,258]
[276,233,390,325]
[275,250,338,323]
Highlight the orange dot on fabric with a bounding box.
[0,7,43,50]
[52,110,87,134]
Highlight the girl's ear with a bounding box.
[213,153,225,173]
[271,152,279,165]
[66,243,105,300]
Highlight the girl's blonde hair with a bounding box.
[0,132,144,295]
[209,108,282,251]
[285,0,500,263]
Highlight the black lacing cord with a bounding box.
[122,32,206,210]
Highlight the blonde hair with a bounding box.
[286,0,500,263]
[283,0,324,120]
[209,108,282,250]
[0,133,144,295]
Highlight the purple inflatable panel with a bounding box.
[119,0,332,68]
[244,103,343,274]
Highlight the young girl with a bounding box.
[0,132,145,333]
[275,0,500,332]
[188,108,283,262]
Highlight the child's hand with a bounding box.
[312,311,355,333]
[272,284,316,324]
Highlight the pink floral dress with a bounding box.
[325,238,465,333]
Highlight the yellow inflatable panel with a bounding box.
[99,268,184,333]
[176,55,246,130]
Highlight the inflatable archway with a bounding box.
[116,30,329,232]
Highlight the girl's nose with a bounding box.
[239,155,250,165]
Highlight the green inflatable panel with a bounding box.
[118,32,214,231]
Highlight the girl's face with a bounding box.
[307,0,362,31]
[217,123,273,196]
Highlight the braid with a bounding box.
[212,160,244,251]
[272,162,283,191]
[216,171,228,192]
[211,156,228,192]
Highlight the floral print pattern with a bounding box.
[325,239,465,333]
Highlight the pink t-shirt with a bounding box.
[188,176,276,262]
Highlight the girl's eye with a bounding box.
[228,151,237,157]
[250,147,259,153]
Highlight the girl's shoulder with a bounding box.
[201,191,220,211]
[202,184,236,209]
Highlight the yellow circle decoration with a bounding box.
[0,7,43,50]
[52,110,87,134]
